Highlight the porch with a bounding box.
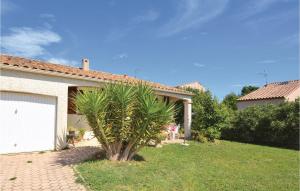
[67,86,192,139]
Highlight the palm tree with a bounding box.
[75,83,174,161]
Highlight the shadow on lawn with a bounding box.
[221,139,300,151]
[83,150,146,162]
[55,146,101,165]
[55,146,145,165]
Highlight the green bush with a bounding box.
[78,128,85,140]
[75,83,174,161]
[187,88,234,142]
[155,133,167,145]
[191,130,207,143]
[222,92,239,110]
[221,100,300,149]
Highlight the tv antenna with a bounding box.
[258,70,268,85]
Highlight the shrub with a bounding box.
[174,100,184,127]
[187,89,233,142]
[221,100,300,149]
[191,130,207,143]
[155,133,168,145]
[75,83,174,161]
[222,92,239,110]
[78,128,85,140]
[241,85,259,96]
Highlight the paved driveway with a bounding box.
[0,146,100,191]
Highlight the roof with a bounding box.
[177,81,205,92]
[0,54,192,95]
[238,80,300,101]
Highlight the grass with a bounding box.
[76,141,299,191]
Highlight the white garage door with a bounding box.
[0,92,56,154]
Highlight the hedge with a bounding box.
[221,100,299,149]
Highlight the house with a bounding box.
[0,54,193,154]
[177,81,205,92]
[237,80,300,110]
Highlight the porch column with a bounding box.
[184,98,192,139]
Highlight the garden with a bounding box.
[75,141,299,191]
[187,87,299,150]
[74,83,299,191]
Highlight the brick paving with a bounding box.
[0,146,100,191]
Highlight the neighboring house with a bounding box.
[237,80,300,110]
[0,55,193,154]
[177,81,205,92]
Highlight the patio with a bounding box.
[0,147,100,191]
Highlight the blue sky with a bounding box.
[1,0,299,99]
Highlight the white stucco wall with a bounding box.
[0,67,193,150]
[286,87,300,101]
[237,98,285,110]
[0,68,102,150]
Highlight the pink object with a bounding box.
[167,124,180,140]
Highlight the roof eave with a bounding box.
[0,63,193,96]
[237,96,285,102]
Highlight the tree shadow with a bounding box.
[55,146,101,166]
[132,154,145,161]
[55,146,145,166]
[84,151,146,162]
[221,139,299,151]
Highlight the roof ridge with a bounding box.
[238,79,300,101]
[0,54,193,95]
[267,79,300,85]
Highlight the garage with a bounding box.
[0,92,57,154]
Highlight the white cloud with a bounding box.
[257,59,277,64]
[131,10,159,24]
[47,58,79,66]
[159,0,228,37]
[1,27,61,57]
[193,62,205,68]
[113,53,128,60]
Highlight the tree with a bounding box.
[241,86,259,96]
[222,92,239,110]
[188,88,226,142]
[75,83,174,161]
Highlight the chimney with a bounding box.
[82,58,89,71]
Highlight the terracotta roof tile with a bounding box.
[238,80,300,101]
[0,54,192,95]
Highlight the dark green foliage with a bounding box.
[241,85,259,96]
[187,88,233,142]
[75,83,174,161]
[221,100,300,149]
[174,100,184,126]
[222,92,239,110]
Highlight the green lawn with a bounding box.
[75,141,299,191]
